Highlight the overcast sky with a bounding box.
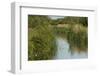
[48,15,65,20]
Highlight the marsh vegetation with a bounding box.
[28,15,88,60]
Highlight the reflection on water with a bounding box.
[54,37,88,59]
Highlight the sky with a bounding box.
[48,15,65,20]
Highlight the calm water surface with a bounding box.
[54,37,88,59]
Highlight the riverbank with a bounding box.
[53,24,88,53]
[53,37,88,59]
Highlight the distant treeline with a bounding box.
[28,15,88,28]
[50,16,88,27]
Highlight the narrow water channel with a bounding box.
[54,37,88,59]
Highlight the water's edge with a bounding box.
[53,37,88,59]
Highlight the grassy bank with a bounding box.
[28,25,57,60]
[54,24,88,53]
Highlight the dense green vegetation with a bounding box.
[28,15,88,60]
[53,24,88,53]
[66,24,88,52]
[53,27,69,37]
[28,15,57,60]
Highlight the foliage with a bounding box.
[28,15,56,60]
[53,24,88,52]
[28,15,51,28]
[28,15,88,60]
[67,24,88,52]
